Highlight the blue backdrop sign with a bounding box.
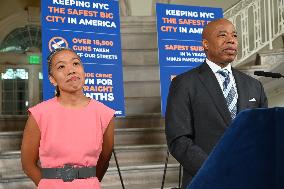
[42,0,125,116]
[156,3,223,116]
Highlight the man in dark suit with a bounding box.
[165,18,268,189]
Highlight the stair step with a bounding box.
[0,177,35,189]
[125,97,161,115]
[115,114,164,128]
[0,180,179,189]
[0,116,26,132]
[0,151,21,175]
[111,144,177,166]
[123,65,159,81]
[102,163,180,186]
[0,180,180,189]
[103,182,180,189]
[115,127,165,145]
[0,131,22,151]
[121,32,157,50]
[122,49,158,66]
[124,81,160,98]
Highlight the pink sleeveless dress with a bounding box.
[28,97,115,189]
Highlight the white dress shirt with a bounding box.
[206,58,238,98]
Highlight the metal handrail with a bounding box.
[224,0,284,67]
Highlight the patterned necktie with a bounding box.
[217,69,238,119]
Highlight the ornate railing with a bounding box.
[224,0,284,67]
[119,0,283,67]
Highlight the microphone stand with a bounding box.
[112,149,125,189]
[161,150,170,189]
[161,150,182,189]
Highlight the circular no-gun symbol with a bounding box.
[48,36,69,52]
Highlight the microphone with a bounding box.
[254,71,284,78]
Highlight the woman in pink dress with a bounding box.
[21,48,115,189]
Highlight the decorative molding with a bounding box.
[0,7,40,44]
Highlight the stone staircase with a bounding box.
[0,115,180,189]
[0,16,181,189]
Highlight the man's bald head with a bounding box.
[201,18,238,67]
[202,18,234,40]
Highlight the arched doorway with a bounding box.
[0,25,42,115]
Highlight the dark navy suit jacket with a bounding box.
[165,62,268,188]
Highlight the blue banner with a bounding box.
[156,3,223,116]
[42,0,125,116]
